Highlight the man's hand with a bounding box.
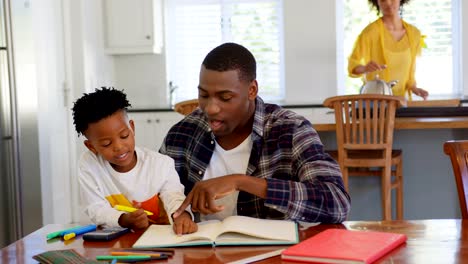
[172,211,198,235]
[172,174,268,218]
[173,175,241,218]
[118,209,149,229]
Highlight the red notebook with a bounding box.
[281,228,407,264]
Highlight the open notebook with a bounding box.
[133,215,299,248]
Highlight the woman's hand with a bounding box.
[412,87,429,100]
[364,61,387,73]
[353,61,387,75]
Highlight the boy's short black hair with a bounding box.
[202,42,256,83]
[72,87,131,136]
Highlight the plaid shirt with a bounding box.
[160,97,350,223]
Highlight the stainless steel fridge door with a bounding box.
[0,0,23,247]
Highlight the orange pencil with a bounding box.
[110,251,165,257]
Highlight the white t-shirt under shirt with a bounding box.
[78,146,186,227]
[201,134,253,221]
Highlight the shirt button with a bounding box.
[198,171,203,175]
[210,140,214,144]
[301,217,305,220]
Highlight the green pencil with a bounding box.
[46,226,83,240]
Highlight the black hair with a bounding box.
[202,42,256,83]
[72,87,131,136]
[368,0,411,15]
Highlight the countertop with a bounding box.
[128,98,468,113]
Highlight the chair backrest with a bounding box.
[443,140,468,219]
[174,99,199,116]
[323,94,406,154]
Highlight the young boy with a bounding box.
[72,87,197,235]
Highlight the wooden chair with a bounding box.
[174,99,199,116]
[323,94,406,220]
[443,140,468,219]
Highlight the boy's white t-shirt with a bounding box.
[78,146,186,227]
[201,134,252,221]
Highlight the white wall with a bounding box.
[463,0,468,95]
[114,54,168,109]
[283,1,338,104]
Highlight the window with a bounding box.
[340,0,461,98]
[165,0,284,105]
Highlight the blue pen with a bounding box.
[63,224,97,240]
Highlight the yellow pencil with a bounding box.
[114,205,154,216]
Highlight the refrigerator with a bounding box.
[0,0,43,248]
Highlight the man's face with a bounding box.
[198,66,257,140]
[84,110,137,173]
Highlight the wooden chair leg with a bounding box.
[396,158,404,220]
[342,167,349,192]
[382,165,392,221]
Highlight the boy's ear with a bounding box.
[84,140,98,155]
[129,119,135,132]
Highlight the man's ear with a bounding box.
[248,80,258,101]
[84,140,98,155]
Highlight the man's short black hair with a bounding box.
[202,42,256,83]
[72,87,131,136]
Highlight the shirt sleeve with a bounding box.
[263,121,351,223]
[78,156,123,227]
[157,155,193,224]
[348,32,368,78]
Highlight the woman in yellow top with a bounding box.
[348,0,428,100]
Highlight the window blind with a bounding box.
[166,0,283,105]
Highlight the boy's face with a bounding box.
[197,66,257,140]
[83,110,137,173]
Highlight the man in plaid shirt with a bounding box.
[164,43,350,223]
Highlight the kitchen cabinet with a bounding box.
[103,0,163,54]
[129,112,183,150]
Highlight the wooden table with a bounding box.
[313,115,468,132]
[1,219,468,263]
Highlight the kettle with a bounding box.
[359,75,398,95]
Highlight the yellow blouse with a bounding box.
[348,18,422,100]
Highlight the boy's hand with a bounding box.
[172,211,197,235]
[118,209,149,229]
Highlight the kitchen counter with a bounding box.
[313,114,468,131]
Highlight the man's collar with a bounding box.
[252,97,265,138]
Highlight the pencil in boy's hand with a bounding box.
[114,205,154,216]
